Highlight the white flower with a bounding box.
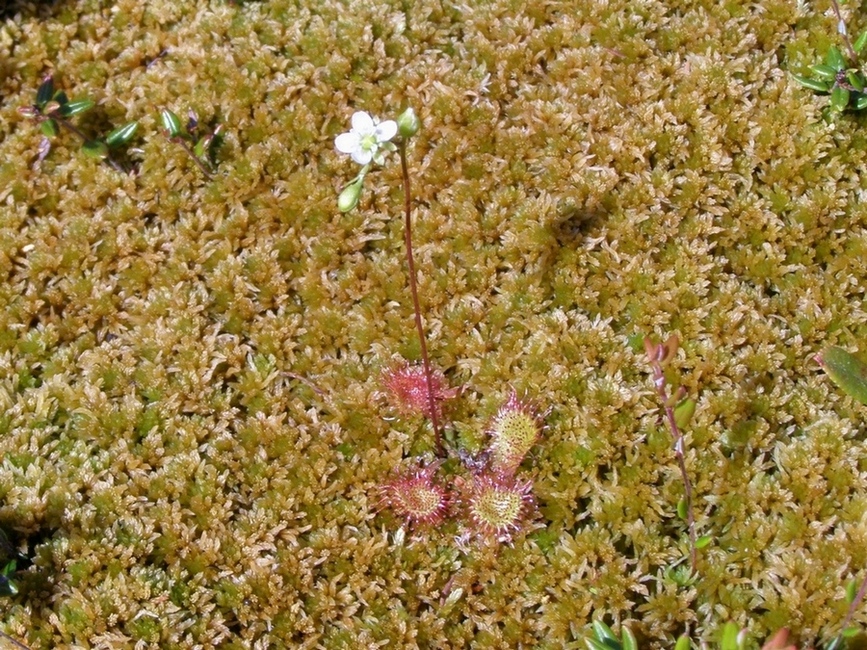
[335,111,397,165]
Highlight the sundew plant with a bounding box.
[0,0,865,648]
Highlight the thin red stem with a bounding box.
[50,114,126,173]
[837,570,867,643]
[171,136,214,179]
[398,141,443,456]
[650,353,697,573]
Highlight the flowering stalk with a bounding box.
[830,0,859,63]
[397,131,443,456]
[644,335,698,573]
[335,109,443,455]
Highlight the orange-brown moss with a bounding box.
[0,0,865,647]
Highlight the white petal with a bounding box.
[351,148,373,165]
[335,132,359,154]
[351,111,374,135]
[375,120,397,142]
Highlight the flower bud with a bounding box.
[338,177,363,212]
[396,107,420,138]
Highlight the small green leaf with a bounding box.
[830,85,851,111]
[846,578,858,604]
[827,46,847,70]
[53,90,69,107]
[676,497,688,520]
[843,627,860,638]
[193,134,213,159]
[35,75,55,108]
[848,71,865,92]
[855,94,867,109]
[674,399,696,429]
[81,140,109,160]
[105,121,138,148]
[0,574,17,597]
[674,635,691,650]
[160,109,183,138]
[338,177,364,212]
[41,100,62,116]
[817,346,867,406]
[811,64,839,81]
[621,625,637,650]
[61,99,94,117]
[592,621,618,645]
[791,73,831,92]
[695,534,712,549]
[856,30,867,53]
[720,622,740,650]
[585,638,614,650]
[40,119,58,138]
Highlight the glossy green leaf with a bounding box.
[856,30,867,53]
[817,346,867,406]
[621,625,637,650]
[592,620,618,645]
[720,622,740,650]
[0,574,17,597]
[674,398,696,429]
[585,638,614,650]
[81,140,109,160]
[35,76,54,108]
[695,534,712,549]
[61,99,94,117]
[827,46,846,70]
[811,64,839,81]
[676,497,688,520]
[846,578,858,603]
[843,627,860,638]
[160,109,183,138]
[855,94,867,109]
[193,134,213,159]
[848,71,865,92]
[830,85,851,111]
[105,121,138,148]
[674,635,691,650]
[40,119,58,138]
[338,177,364,212]
[791,73,831,92]
[53,90,69,107]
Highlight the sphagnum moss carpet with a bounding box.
[0,0,867,648]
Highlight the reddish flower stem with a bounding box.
[830,0,859,63]
[648,344,697,573]
[835,571,867,647]
[398,140,443,456]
